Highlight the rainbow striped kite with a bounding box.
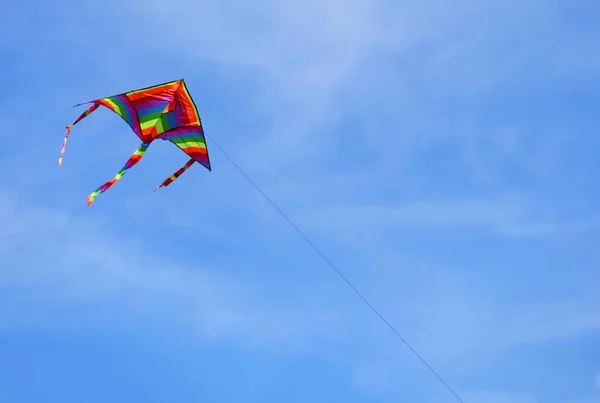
[59,79,211,206]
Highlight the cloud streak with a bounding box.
[0,193,347,350]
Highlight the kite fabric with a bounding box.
[59,79,211,205]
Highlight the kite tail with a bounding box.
[87,142,150,206]
[59,103,100,166]
[154,158,195,191]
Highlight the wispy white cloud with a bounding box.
[115,0,600,172]
[121,0,553,171]
[0,193,345,350]
[295,198,559,238]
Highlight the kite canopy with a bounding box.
[59,79,211,205]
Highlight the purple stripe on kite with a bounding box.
[135,97,171,112]
[137,102,169,119]
[112,95,139,134]
[193,155,210,163]
[194,157,211,171]
[174,110,184,127]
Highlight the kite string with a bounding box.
[58,103,100,166]
[204,133,466,403]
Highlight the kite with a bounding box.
[58,79,211,205]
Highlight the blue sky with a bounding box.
[1,0,600,402]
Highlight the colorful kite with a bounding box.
[59,79,211,205]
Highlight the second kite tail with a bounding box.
[87,142,150,206]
